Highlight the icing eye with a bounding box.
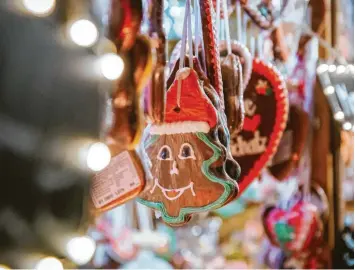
[158,145,173,160]
[178,143,196,160]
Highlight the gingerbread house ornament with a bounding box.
[138,67,238,226]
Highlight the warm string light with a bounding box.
[22,0,56,16]
[336,65,346,74]
[328,64,336,73]
[69,19,99,47]
[35,257,63,270]
[316,64,328,73]
[317,64,355,74]
[66,236,96,265]
[334,111,345,121]
[343,122,353,131]
[347,64,355,73]
[86,142,111,172]
[99,53,125,80]
[0,265,9,270]
[324,86,335,95]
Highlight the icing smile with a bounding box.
[150,178,196,201]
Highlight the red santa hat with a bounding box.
[150,68,218,135]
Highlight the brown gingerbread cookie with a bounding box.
[268,105,309,180]
[230,58,288,194]
[221,54,245,134]
[138,68,238,226]
[168,56,241,184]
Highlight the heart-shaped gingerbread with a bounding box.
[230,58,288,194]
[262,200,322,253]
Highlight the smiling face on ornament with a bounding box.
[139,132,227,218]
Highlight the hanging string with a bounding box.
[194,0,207,72]
[194,0,200,58]
[216,0,221,43]
[249,35,255,57]
[177,0,193,109]
[236,0,242,42]
[222,0,232,55]
[256,33,264,60]
[187,0,193,68]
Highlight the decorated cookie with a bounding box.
[167,56,241,184]
[137,67,238,226]
[91,150,147,212]
[268,105,309,180]
[230,58,288,194]
[219,40,253,89]
[220,53,245,134]
[262,200,323,253]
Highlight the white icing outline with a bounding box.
[150,178,196,201]
[178,143,196,160]
[150,121,210,135]
[157,145,173,161]
[169,161,179,175]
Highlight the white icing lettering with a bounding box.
[232,131,267,157]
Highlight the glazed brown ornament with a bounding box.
[91,150,146,212]
[268,105,309,180]
[108,35,153,150]
[108,0,143,52]
[90,36,153,211]
[167,56,241,184]
[138,68,238,226]
[144,0,166,124]
[219,40,252,89]
[220,54,245,134]
[230,59,288,194]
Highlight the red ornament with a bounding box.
[262,200,322,253]
[164,68,218,129]
[231,58,288,195]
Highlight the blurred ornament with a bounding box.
[262,199,322,253]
